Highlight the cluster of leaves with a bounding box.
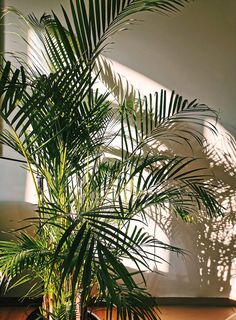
[0,1,223,319]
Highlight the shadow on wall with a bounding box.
[196,124,236,299]
[144,123,236,299]
[197,213,235,299]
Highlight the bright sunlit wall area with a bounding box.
[0,0,236,302]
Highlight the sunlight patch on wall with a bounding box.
[28,28,50,75]
[24,29,50,204]
[101,56,171,99]
[24,172,37,204]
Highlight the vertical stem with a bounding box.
[43,292,54,320]
[0,0,4,156]
[76,292,81,320]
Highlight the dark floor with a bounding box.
[1,306,236,320]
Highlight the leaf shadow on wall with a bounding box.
[143,122,236,298]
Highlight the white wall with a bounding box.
[2,0,236,299]
[107,0,236,135]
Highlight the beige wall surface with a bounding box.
[1,0,236,299]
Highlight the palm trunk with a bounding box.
[76,292,81,320]
[43,292,55,320]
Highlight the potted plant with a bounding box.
[0,1,223,319]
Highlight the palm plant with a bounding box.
[0,1,223,319]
